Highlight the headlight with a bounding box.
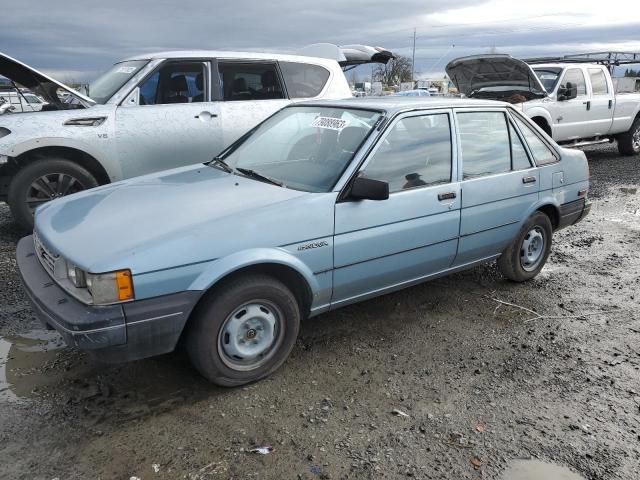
[66,262,87,288]
[86,269,134,304]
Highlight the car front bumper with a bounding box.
[16,235,200,363]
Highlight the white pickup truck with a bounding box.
[446,54,640,156]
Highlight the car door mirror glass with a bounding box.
[350,176,389,201]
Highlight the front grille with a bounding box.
[33,232,57,274]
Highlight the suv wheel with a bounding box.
[617,118,640,156]
[497,212,553,282]
[8,158,98,230]
[186,274,301,387]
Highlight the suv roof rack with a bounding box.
[523,52,640,72]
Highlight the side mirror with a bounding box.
[350,176,389,201]
[558,82,578,101]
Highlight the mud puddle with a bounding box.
[501,459,586,480]
[0,329,65,402]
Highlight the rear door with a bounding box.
[114,59,222,179]
[586,67,615,135]
[332,110,461,307]
[454,108,540,266]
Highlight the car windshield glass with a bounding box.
[88,60,149,104]
[224,106,382,192]
[533,68,562,92]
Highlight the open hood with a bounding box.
[446,54,547,102]
[298,44,395,67]
[0,52,94,110]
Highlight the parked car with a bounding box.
[0,89,47,113]
[0,45,393,228]
[17,97,590,386]
[393,89,431,97]
[446,54,640,155]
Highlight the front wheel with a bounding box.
[8,158,98,230]
[186,274,301,387]
[498,212,553,282]
[617,118,640,156]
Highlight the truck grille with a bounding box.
[33,233,57,274]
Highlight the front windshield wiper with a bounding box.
[236,167,284,187]
[208,156,233,173]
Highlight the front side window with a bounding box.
[458,111,511,179]
[138,62,206,105]
[589,68,609,95]
[280,62,330,98]
[562,68,587,96]
[513,115,558,165]
[223,106,381,192]
[219,63,284,101]
[362,114,452,192]
[88,60,149,104]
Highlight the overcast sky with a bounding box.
[3,0,640,82]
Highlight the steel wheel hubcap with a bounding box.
[26,173,86,212]
[520,227,545,272]
[218,301,282,371]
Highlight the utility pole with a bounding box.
[411,28,416,84]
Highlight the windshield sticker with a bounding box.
[311,117,348,131]
[116,66,137,74]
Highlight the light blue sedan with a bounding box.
[17,97,591,386]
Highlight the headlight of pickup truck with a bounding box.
[86,270,135,304]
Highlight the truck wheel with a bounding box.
[7,158,98,230]
[617,118,640,156]
[186,274,301,387]
[497,212,552,282]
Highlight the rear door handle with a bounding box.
[522,176,537,184]
[438,192,457,201]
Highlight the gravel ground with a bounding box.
[0,143,639,480]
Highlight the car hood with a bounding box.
[446,54,547,102]
[34,164,334,274]
[0,51,94,109]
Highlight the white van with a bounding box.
[0,90,46,113]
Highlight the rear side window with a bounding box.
[589,68,609,95]
[363,114,452,192]
[509,122,532,170]
[458,111,511,179]
[513,116,558,165]
[280,62,330,98]
[563,68,587,96]
[218,63,284,101]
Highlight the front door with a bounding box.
[553,67,591,141]
[332,111,461,307]
[115,60,222,179]
[454,109,540,265]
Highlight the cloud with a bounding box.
[1,0,639,81]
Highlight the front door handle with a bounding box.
[438,192,457,201]
[583,101,591,111]
[522,176,537,184]
[195,111,218,120]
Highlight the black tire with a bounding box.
[617,117,640,156]
[497,212,553,282]
[186,274,301,387]
[7,158,98,230]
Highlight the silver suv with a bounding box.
[0,45,393,228]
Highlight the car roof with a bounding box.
[122,50,338,67]
[297,96,509,114]
[530,63,603,69]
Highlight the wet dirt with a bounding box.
[0,143,639,479]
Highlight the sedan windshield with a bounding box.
[533,67,562,93]
[223,106,382,192]
[88,60,149,104]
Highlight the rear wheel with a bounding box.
[498,212,553,282]
[186,274,301,387]
[7,158,98,230]
[617,118,640,156]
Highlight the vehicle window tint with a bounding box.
[363,114,451,192]
[513,115,558,165]
[563,68,587,96]
[218,63,284,101]
[458,112,510,179]
[138,62,206,105]
[509,121,532,170]
[589,68,608,95]
[280,62,330,98]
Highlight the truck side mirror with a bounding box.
[558,82,578,101]
[349,176,389,201]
